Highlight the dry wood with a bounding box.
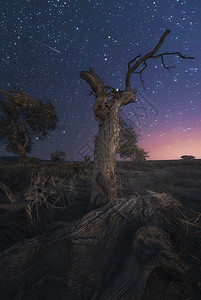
[0,191,186,300]
[0,181,17,203]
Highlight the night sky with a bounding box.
[0,0,200,161]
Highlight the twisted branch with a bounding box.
[126,29,194,90]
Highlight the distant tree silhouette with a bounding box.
[117,119,149,162]
[50,150,66,162]
[0,87,58,161]
[181,155,195,160]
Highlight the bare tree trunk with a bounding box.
[80,69,136,210]
[9,119,30,162]
[19,150,27,162]
[89,104,120,210]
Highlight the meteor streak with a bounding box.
[29,36,61,54]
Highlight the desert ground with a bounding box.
[0,158,200,299]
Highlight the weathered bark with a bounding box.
[80,68,136,210]
[0,192,186,300]
[9,118,30,161]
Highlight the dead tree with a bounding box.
[80,29,193,211]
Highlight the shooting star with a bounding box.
[29,36,61,54]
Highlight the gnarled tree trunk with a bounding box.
[80,68,136,210]
[80,29,193,211]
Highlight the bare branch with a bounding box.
[152,51,194,60]
[152,51,194,69]
[80,67,104,96]
[125,29,194,90]
[160,55,174,69]
[134,61,148,90]
[0,181,17,203]
[128,54,141,70]
[126,29,171,90]
[84,90,95,102]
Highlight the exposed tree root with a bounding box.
[0,191,187,299]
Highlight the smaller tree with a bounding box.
[51,150,66,162]
[0,87,58,161]
[134,147,149,163]
[117,119,149,162]
[181,155,195,160]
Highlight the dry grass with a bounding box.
[23,170,84,226]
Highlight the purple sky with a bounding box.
[0,0,200,160]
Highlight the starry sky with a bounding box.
[0,0,200,161]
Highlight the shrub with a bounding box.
[50,150,66,162]
[181,155,195,160]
